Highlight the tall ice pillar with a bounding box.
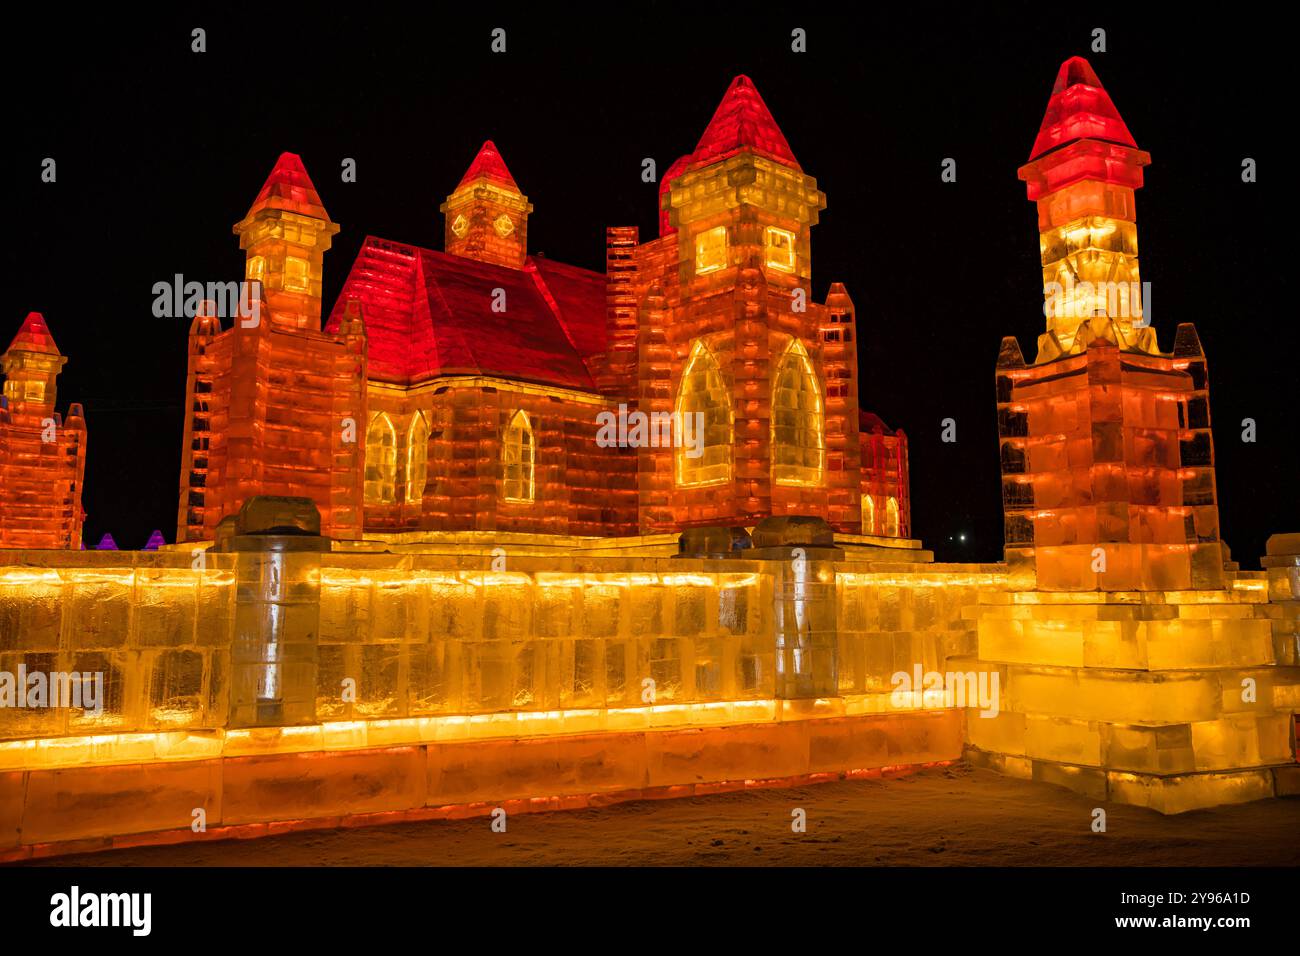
[219,496,330,728]
[963,57,1300,813]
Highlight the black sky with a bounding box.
[3,6,1294,565]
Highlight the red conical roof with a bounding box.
[690,75,800,171]
[246,152,330,220]
[1029,56,1137,160]
[5,312,60,356]
[456,140,520,191]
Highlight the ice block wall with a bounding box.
[837,565,999,698]
[0,513,1294,861]
[313,555,777,720]
[0,551,784,742]
[1,545,998,742]
[0,516,979,858]
[963,576,1300,813]
[0,551,234,740]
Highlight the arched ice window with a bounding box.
[675,339,732,487]
[406,411,429,505]
[862,494,876,534]
[885,496,900,537]
[771,339,824,486]
[502,410,535,503]
[364,413,397,504]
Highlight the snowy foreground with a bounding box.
[27,765,1300,868]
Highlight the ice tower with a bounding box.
[0,313,87,549]
[966,57,1299,813]
[616,76,909,535]
[997,56,1221,592]
[439,140,533,270]
[176,153,367,543]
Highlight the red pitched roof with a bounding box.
[5,312,61,356]
[455,140,520,191]
[326,239,605,390]
[246,152,330,220]
[1029,56,1137,161]
[690,75,800,171]
[526,257,607,359]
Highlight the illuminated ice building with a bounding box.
[176,75,909,545]
[0,64,1295,861]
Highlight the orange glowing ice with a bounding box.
[625,76,909,535]
[176,154,365,543]
[0,312,87,549]
[181,80,911,542]
[998,57,1222,590]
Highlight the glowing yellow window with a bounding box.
[694,226,728,275]
[364,413,397,505]
[246,255,266,283]
[861,494,876,534]
[675,339,733,487]
[493,214,514,237]
[451,214,469,238]
[502,409,535,503]
[5,378,46,404]
[885,497,900,537]
[771,339,824,486]
[284,256,310,293]
[765,227,796,272]
[406,411,429,504]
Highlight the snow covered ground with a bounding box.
[26,765,1300,867]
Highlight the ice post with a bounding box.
[220,497,329,728]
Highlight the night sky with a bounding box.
[3,7,1293,565]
